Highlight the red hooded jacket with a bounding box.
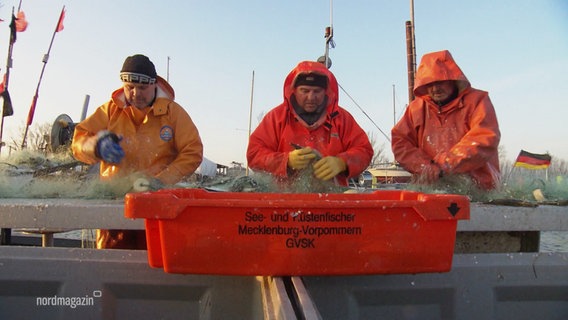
[247,61,373,186]
[391,50,501,189]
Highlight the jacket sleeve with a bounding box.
[246,109,289,177]
[154,104,203,185]
[391,102,439,174]
[334,112,374,179]
[71,103,112,165]
[434,93,500,174]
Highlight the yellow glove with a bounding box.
[313,156,346,181]
[288,147,318,170]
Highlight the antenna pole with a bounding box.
[322,0,335,69]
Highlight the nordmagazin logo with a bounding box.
[36,290,101,308]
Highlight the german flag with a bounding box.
[514,150,552,169]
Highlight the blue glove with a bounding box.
[95,131,125,164]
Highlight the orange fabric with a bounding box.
[391,50,501,190]
[96,230,147,250]
[72,77,203,249]
[15,11,28,32]
[72,76,203,185]
[247,61,373,186]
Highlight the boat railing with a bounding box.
[2,199,567,250]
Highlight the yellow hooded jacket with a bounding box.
[72,77,203,185]
[72,77,203,249]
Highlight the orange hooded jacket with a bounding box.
[72,77,203,185]
[247,61,373,186]
[391,50,500,189]
[72,77,203,249]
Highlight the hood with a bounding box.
[413,50,470,97]
[111,75,175,107]
[283,61,338,108]
[155,76,175,100]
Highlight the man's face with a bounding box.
[123,82,156,109]
[426,80,457,105]
[294,85,326,112]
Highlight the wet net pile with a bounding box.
[2,151,566,249]
[0,150,150,199]
[1,150,567,205]
[406,171,568,205]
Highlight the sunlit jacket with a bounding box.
[72,77,203,250]
[391,50,500,189]
[72,77,203,185]
[247,61,373,186]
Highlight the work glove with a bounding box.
[288,147,318,170]
[95,131,125,164]
[313,156,346,181]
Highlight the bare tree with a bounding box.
[549,154,568,176]
[367,131,390,167]
[498,145,513,179]
[7,122,51,153]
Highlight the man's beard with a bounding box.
[291,95,328,125]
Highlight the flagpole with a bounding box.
[1,1,27,244]
[21,5,65,149]
[0,7,18,155]
[0,2,22,244]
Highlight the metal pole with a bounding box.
[327,0,333,68]
[410,0,416,71]
[0,104,6,155]
[392,84,396,126]
[246,70,255,176]
[22,6,66,149]
[80,94,90,121]
[405,21,415,103]
[1,7,17,155]
[167,56,170,82]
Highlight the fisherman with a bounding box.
[72,54,203,249]
[247,60,373,186]
[391,50,500,190]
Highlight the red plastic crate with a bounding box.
[124,189,469,275]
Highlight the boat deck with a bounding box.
[1,199,567,319]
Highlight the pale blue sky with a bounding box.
[1,0,567,166]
